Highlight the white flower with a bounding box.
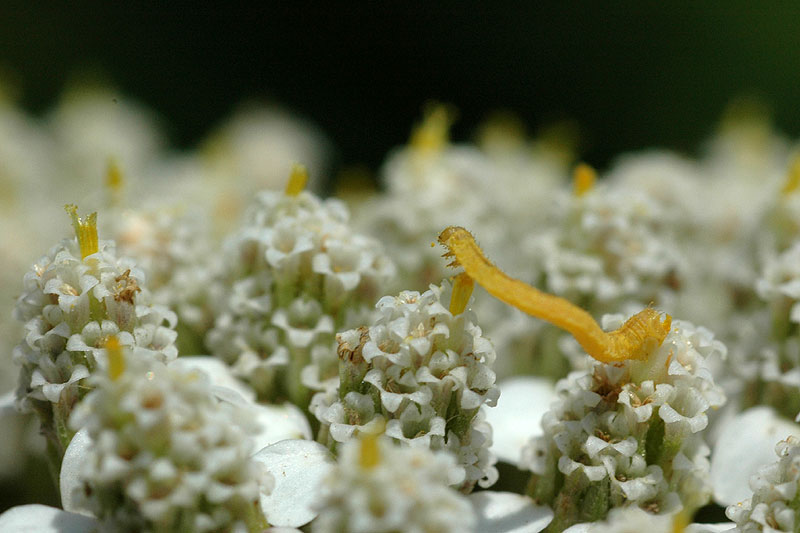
[312,435,475,533]
[12,217,179,463]
[105,204,218,354]
[67,350,270,532]
[711,407,800,506]
[726,436,800,533]
[522,315,726,530]
[207,178,394,404]
[313,279,500,491]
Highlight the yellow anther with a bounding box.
[358,433,381,470]
[449,272,474,315]
[105,158,124,204]
[285,163,308,196]
[410,104,454,153]
[438,226,672,363]
[781,153,800,196]
[358,418,386,470]
[105,335,125,381]
[573,163,597,197]
[671,511,689,533]
[65,204,99,259]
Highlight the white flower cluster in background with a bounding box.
[312,280,499,491]
[522,315,726,531]
[726,436,800,533]
[523,182,686,313]
[206,172,395,404]
[105,204,218,355]
[730,240,800,419]
[68,347,270,532]
[312,435,475,533]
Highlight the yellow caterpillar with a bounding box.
[437,226,671,363]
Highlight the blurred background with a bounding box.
[2,2,800,181]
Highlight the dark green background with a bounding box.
[2,3,800,173]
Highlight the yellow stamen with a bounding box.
[671,511,688,533]
[358,417,386,470]
[105,158,124,204]
[449,272,474,315]
[285,163,308,196]
[410,104,454,153]
[781,153,800,196]
[105,335,125,381]
[573,163,597,197]
[358,432,381,470]
[477,111,525,150]
[438,226,671,363]
[65,204,99,259]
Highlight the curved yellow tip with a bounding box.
[65,204,99,259]
[285,163,308,196]
[437,226,671,363]
[572,163,597,197]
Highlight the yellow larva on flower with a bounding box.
[437,226,671,363]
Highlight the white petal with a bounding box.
[0,504,98,532]
[168,356,256,402]
[711,406,800,505]
[250,403,313,451]
[485,377,555,465]
[562,525,593,533]
[469,491,553,533]
[60,428,94,516]
[685,524,738,533]
[252,439,335,527]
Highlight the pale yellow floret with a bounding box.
[449,272,474,315]
[781,152,800,196]
[65,204,99,259]
[572,162,597,197]
[105,157,124,205]
[105,335,125,381]
[410,104,453,153]
[438,226,671,363]
[285,163,308,196]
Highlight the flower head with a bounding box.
[312,434,475,533]
[69,342,270,532]
[312,278,499,491]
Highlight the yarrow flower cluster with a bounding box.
[742,240,800,418]
[312,433,475,533]
[8,93,800,533]
[312,278,500,491]
[525,175,686,312]
[726,436,800,532]
[522,315,726,531]
[206,165,395,404]
[12,207,178,457]
[106,201,217,355]
[68,340,270,532]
